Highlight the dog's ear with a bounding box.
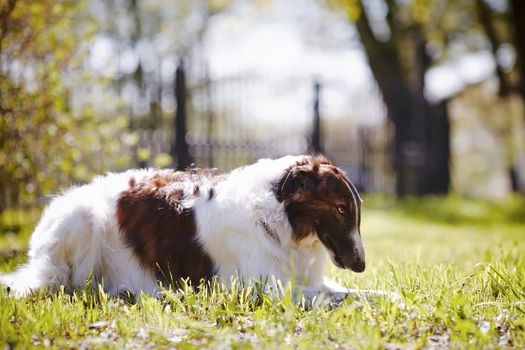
[278,167,317,200]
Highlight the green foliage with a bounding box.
[0,0,131,210]
[327,0,362,21]
[1,0,79,208]
[0,197,524,348]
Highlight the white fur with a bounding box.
[0,156,350,297]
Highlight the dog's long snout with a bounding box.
[349,233,365,272]
[327,231,366,272]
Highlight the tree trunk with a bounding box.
[510,0,525,192]
[477,0,511,97]
[422,101,450,194]
[354,2,450,195]
[510,0,525,103]
[413,30,450,194]
[354,4,416,196]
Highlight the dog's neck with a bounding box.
[259,220,281,245]
[257,210,320,251]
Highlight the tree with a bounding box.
[0,0,129,211]
[94,0,232,168]
[329,0,454,195]
[0,1,80,210]
[330,0,525,196]
[509,0,525,105]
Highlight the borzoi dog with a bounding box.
[0,155,366,299]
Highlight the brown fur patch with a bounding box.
[116,170,216,288]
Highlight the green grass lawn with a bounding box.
[0,196,524,349]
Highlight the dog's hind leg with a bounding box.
[0,209,73,296]
[0,188,105,297]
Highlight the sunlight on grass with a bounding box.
[0,197,524,348]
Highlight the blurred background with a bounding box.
[1,0,525,212]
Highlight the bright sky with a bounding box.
[199,0,386,128]
[203,0,497,102]
[88,0,498,125]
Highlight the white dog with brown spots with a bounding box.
[1,155,398,304]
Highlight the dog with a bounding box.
[0,155,367,299]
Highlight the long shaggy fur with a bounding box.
[0,155,366,297]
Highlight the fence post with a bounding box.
[358,127,370,192]
[309,80,322,154]
[205,64,214,168]
[171,59,193,170]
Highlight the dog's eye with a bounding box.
[337,205,346,215]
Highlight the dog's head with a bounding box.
[274,155,365,272]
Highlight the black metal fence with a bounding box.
[0,60,395,216]
[137,60,394,193]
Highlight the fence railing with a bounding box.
[0,61,395,215]
[136,60,394,193]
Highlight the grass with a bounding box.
[0,196,524,349]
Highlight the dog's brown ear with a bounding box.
[277,167,317,200]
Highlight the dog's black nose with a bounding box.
[351,259,365,273]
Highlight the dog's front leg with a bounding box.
[302,280,404,307]
[322,280,405,306]
[320,279,352,303]
[298,279,349,306]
